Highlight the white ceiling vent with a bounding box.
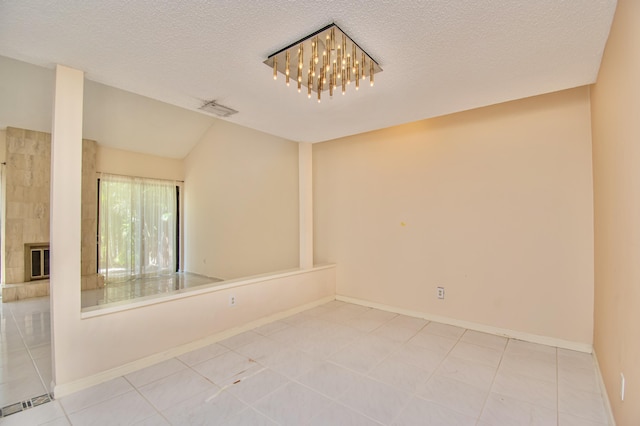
[199,100,238,117]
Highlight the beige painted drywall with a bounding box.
[49,64,335,390]
[0,55,215,160]
[50,64,84,391]
[0,56,54,133]
[83,79,215,159]
[184,120,299,280]
[591,0,640,424]
[96,144,184,181]
[314,87,594,344]
[56,267,335,388]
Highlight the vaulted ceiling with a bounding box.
[0,1,617,158]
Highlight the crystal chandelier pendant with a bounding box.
[264,23,382,101]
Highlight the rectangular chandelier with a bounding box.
[264,23,382,102]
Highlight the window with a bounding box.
[98,174,178,283]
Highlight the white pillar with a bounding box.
[50,65,84,391]
[299,142,313,269]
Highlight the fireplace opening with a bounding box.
[24,243,50,281]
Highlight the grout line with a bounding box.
[3,301,51,410]
[9,297,608,425]
[387,324,473,424]
[126,373,175,425]
[250,303,391,425]
[57,396,73,424]
[476,337,509,424]
[204,366,267,403]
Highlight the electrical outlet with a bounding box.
[437,287,445,299]
[229,295,237,307]
[621,373,625,401]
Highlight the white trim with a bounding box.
[53,294,335,398]
[81,264,335,318]
[593,350,617,426]
[336,295,593,353]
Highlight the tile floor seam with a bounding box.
[249,381,325,425]
[412,373,488,410]
[60,381,134,416]
[476,336,509,424]
[143,358,197,389]
[498,344,559,411]
[2,302,50,411]
[347,310,400,334]
[239,370,291,407]
[247,403,283,426]
[330,400,387,426]
[56,396,73,425]
[127,380,171,426]
[289,362,360,399]
[186,362,220,389]
[457,337,507,353]
[1,298,612,425]
[384,392,415,426]
[301,345,340,361]
[355,338,403,376]
[386,393,432,426]
[382,326,460,402]
[286,360,414,425]
[370,349,435,387]
[234,378,289,425]
[27,350,50,396]
[555,388,610,422]
[307,328,458,425]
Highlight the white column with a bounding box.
[50,65,84,390]
[299,142,313,269]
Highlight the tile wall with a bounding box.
[3,127,100,292]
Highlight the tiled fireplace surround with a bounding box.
[2,127,102,301]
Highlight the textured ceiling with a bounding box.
[0,1,616,155]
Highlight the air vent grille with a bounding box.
[199,101,238,117]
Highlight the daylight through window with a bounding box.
[98,173,178,283]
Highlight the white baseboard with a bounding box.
[593,350,617,426]
[53,295,335,398]
[336,295,593,353]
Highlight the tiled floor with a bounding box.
[0,296,51,411]
[1,299,611,425]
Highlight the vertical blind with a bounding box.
[98,173,177,283]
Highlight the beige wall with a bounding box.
[591,0,640,424]
[58,267,335,389]
[314,87,594,344]
[96,145,184,181]
[83,79,215,159]
[0,56,54,133]
[184,120,299,280]
[49,64,336,394]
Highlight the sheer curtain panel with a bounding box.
[98,173,177,283]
